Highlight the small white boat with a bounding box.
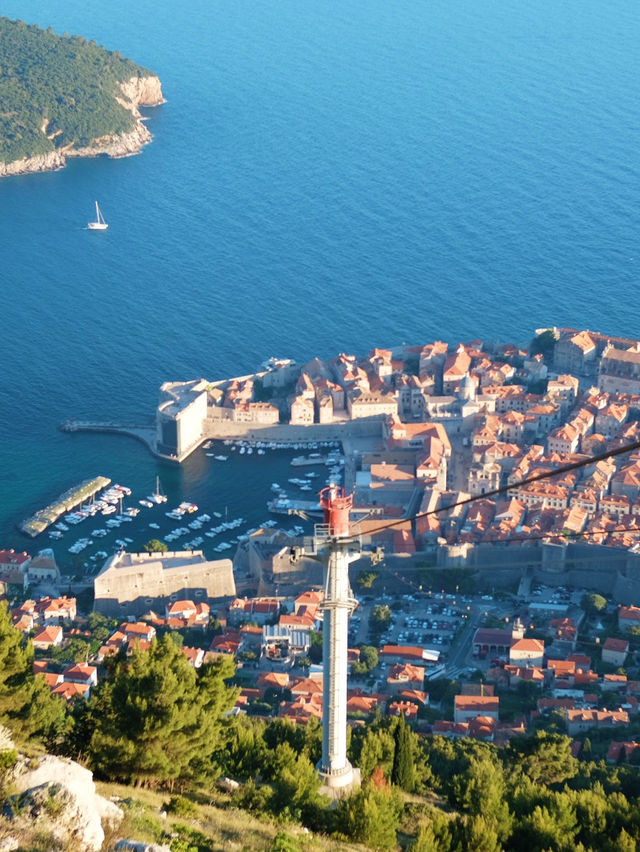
[214,455,228,461]
[88,201,108,231]
[148,476,168,504]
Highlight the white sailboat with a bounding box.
[148,476,167,504]
[88,201,108,231]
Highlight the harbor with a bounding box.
[11,437,351,575]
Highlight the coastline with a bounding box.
[0,74,165,179]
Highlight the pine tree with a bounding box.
[410,813,453,852]
[391,713,415,792]
[0,600,33,720]
[87,634,237,786]
[0,601,67,744]
[341,780,402,851]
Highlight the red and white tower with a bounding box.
[316,485,361,794]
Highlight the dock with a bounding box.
[59,420,157,453]
[19,475,111,538]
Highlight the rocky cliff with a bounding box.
[0,74,164,178]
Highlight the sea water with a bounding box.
[1,0,639,555]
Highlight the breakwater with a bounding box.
[59,420,157,453]
[19,475,111,538]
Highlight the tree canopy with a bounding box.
[0,602,67,746]
[144,538,168,554]
[82,634,237,787]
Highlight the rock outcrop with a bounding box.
[5,754,123,851]
[71,123,153,161]
[118,75,166,110]
[0,74,164,178]
[0,150,66,178]
[115,841,172,852]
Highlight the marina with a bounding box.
[14,440,335,574]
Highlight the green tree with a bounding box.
[581,593,607,615]
[356,569,379,590]
[455,756,512,841]
[340,780,402,851]
[50,636,91,663]
[86,634,237,786]
[0,602,67,745]
[615,828,637,852]
[458,814,504,852]
[530,329,558,359]
[269,832,302,852]
[359,645,379,671]
[86,611,113,644]
[369,605,392,634]
[144,538,168,554]
[356,726,396,780]
[410,813,453,852]
[507,732,578,786]
[309,631,322,664]
[269,743,321,821]
[391,714,415,792]
[519,796,578,852]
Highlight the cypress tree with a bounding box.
[391,713,415,792]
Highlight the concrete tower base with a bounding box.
[317,764,361,800]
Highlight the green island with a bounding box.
[0,16,164,176]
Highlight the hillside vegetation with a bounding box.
[3,602,640,851]
[0,17,152,162]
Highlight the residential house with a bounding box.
[454,695,500,723]
[32,625,63,649]
[63,664,98,688]
[386,663,425,694]
[39,596,77,623]
[565,708,629,736]
[602,638,629,667]
[619,606,640,633]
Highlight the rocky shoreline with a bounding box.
[0,74,164,178]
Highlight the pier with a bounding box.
[19,475,112,538]
[59,420,157,454]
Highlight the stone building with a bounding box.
[94,550,235,617]
[553,331,597,374]
[156,379,208,458]
[599,344,640,395]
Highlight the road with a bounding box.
[445,612,481,677]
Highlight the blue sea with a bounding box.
[1,0,639,559]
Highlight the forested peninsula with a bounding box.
[0,17,164,177]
